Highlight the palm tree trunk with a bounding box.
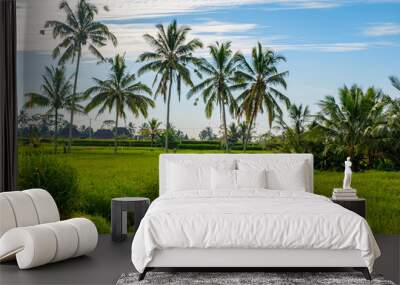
[68,46,82,153]
[151,134,154,147]
[114,110,119,154]
[54,109,58,154]
[221,98,229,152]
[165,69,173,152]
[244,110,256,152]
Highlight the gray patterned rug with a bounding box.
[116,272,396,285]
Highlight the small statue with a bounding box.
[343,157,352,190]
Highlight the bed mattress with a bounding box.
[131,190,380,273]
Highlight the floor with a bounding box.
[0,235,399,285]
[0,235,133,285]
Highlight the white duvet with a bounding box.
[131,190,380,273]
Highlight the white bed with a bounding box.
[131,154,380,280]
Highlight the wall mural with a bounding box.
[16,0,400,234]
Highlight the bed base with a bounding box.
[138,248,372,281]
[138,267,371,281]
[354,267,372,280]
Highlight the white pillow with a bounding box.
[236,169,267,189]
[266,162,306,191]
[211,168,236,190]
[167,162,207,191]
[238,159,307,191]
[167,160,235,192]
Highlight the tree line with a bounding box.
[23,0,400,170]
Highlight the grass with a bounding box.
[314,171,400,234]
[20,145,400,234]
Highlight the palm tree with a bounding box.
[280,103,311,134]
[45,0,117,152]
[199,126,216,141]
[85,54,154,153]
[148,118,162,147]
[379,96,400,167]
[139,122,150,139]
[101,120,115,130]
[383,76,400,167]
[238,121,250,147]
[236,42,289,151]
[65,92,86,115]
[277,103,312,153]
[227,122,240,145]
[187,42,241,151]
[315,85,386,169]
[137,19,202,151]
[24,65,72,153]
[17,108,30,129]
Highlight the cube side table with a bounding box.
[111,197,150,242]
[332,198,366,218]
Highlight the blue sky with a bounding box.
[17,0,400,137]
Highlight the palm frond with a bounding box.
[389,76,400,92]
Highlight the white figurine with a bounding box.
[343,157,352,190]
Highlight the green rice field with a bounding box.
[23,146,400,234]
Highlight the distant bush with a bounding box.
[177,144,222,150]
[72,139,159,147]
[18,137,268,151]
[231,144,264,151]
[182,140,221,145]
[18,153,79,218]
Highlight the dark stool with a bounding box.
[111,197,150,242]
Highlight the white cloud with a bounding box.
[293,1,339,9]
[48,21,266,58]
[263,1,340,11]
[191,21,259,34]
[16,0,399,57]
[364,23,400,36]
[16,0,272,24]
[71,21,375,58]
[120,22,278,57]
[265,0,400,11]
[270,42,369,52]
[270,41,398,52]
[100,22,396,56]
[16,0,268,54]
[19,16,395,58]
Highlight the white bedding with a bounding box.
[131,190,380,273]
